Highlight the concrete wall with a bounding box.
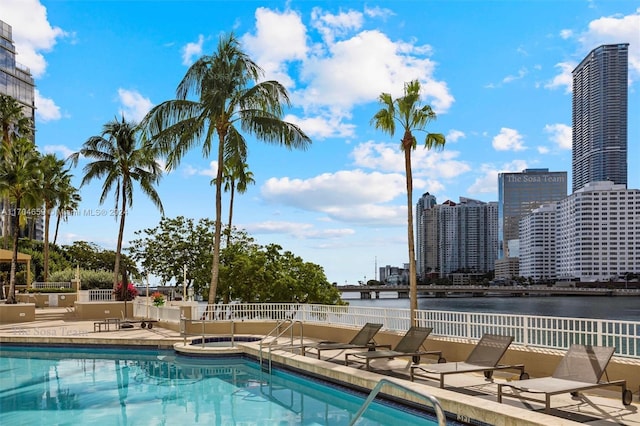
[16,293,77,308]
[0,303,35,323]
[74,301,133,320]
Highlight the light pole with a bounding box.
[183,265,187,301]
[145,274,149,319]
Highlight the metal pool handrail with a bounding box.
[349,378,447,426]
[180,318,235,347]
[259,319,304,374]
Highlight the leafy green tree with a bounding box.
[0,137,42,303]
[127,216,215,297]
[371,80,445,325]
[141,33,311,304]
[70,116,164,289]
[61,241,139,280]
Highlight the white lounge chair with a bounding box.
[497,344,633,413]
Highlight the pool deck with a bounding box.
[1,310,638,426]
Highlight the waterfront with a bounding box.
[344,295,640,321]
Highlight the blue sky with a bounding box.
[3,0,639,285]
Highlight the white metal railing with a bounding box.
[31,282,72,289]
[77,289,114,302]
[124,302,640,359]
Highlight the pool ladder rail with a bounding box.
[259,319,304,374]
[350,378,447,426]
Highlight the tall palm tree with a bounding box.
[69,116,164,289]
[141,33,310,304]
[371,80,446,325]
[53,178,81,245]
[40,154,71,282]
[0,95,34,249]
[0,137,42,303]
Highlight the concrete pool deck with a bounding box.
[1,309,638,426]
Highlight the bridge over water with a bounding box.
[337,285,640,299]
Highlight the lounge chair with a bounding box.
[302,323,388,359]
[497,344,633,413]
[410,333,527,388]
[345,326,443,370]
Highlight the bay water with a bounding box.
[343,294,640,321]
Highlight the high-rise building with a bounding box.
[416,192,437,280]
[572,44,628,193]
[0,19,42,242]
[498,169,567,259]
[556,181,639,281]
[417,197,497,278]
[519,203,558,282]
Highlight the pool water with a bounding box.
[0,345,444,425]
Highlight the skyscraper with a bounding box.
[417,197,497,278]
[497,169,567,259]
[0,19,41,242]
[572,43,628,193]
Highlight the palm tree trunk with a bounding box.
[43,204,51,282]
[113,191,127,290]
[6,198,20,304]
[226,184,235,248]
[402,132,418,326]
[2,199,9,249]
[208,132,225,305]
[53,213,61,245]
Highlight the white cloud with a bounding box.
[284,113,355,139]
[446,129,465,142]
[579,9,640,79]
[117,89,153,122]
[537,146,550,154]
[182,34,204,66]
[467,160,529,195]
[1,0,67,78]
[42,144,74,159]
[544,62,575,93]
[311,7,364,45]
[351,141,470,179]
[244,221,355,239]
[548,10,640,90]
[492,128,526,151]
[560,29,573,39]
[244,7,453,128]
[544,123,572,149]
[182,161,217,178]
[363,6,394,19]
[502,67,528,83]
[35,89,61,122]
[242,8,308,87]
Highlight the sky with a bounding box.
[2,0,639,286]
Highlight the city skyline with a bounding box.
[2,1,639,285]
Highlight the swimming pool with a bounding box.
[0,345,448,425]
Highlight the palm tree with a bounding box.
[53,177,81,245]
[0,95,34,249]
[371,80,446,325]
[69,116,164,289]
[40,154,72,282]
[141,33,310,304]
[224,159,254,248]
[0,137,42,303]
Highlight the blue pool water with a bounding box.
[0,345,445,425]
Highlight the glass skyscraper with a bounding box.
[497,169,567,259]
[572,43,628,193]
[1,19,40,242]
